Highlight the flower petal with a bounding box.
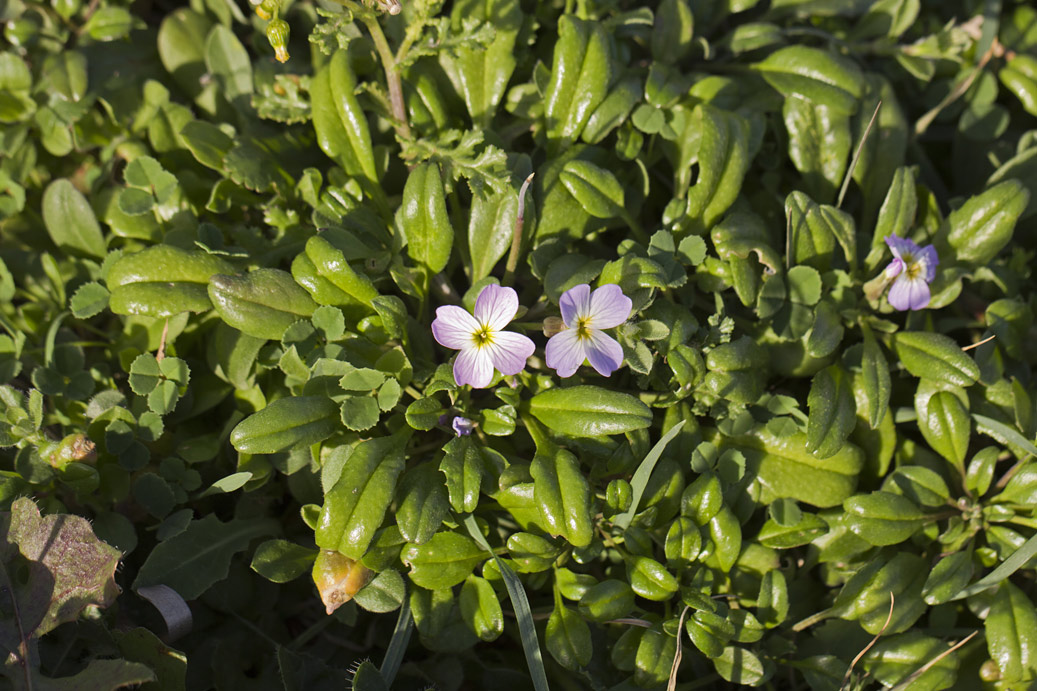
[588,284,632,329]
[884,257,904,279]
[545,328,586,378]
[885,235,920,261]
[888,274,931,311]
[584,329,625,377]
[474,284,519,331]
[452,417,475,436]
[918,244,939,282]
[559,284,592,327]
[485,331,535,376]
[432,305,480,349]
[454,347,494,388]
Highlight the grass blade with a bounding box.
[613,420,686,529]
[463,515,550,691]
[954,531,1037,600]
[379,595,413,685]
[973,413,1037,458]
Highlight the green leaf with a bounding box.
[156,9,215,110]
[351,661,390,691]
[806,365,857,459]
[69,282,110,319]
[627,555,679,601]
[108,245,233,317]
[681,104,751,234]
[507,532,560,573]
[578,579,635,622]
[340,396,380,432]
[0,497,121,639]
[205,25,252,102]
[986,581,1037,683]
[459,575,504,642]
[440,437,482,513]
[83,6,134,40]
[316,435,406,559]
[753,45,863,114]
[401,531,486,590]
[531,447,593,547]
[560,159,624,219]
[724,427,864,508]
[209,269,318,341]
[395,463,449,545]
[124,156,178,203]
[918,388,970,468]
[863,631,958,691]
[546,602,592,670]
[398,163,452,274]
[783,95,851,203]
[133,514,278,599]
[893,332,980,387]
[250,539,316,583]
[198,471,252,497]
[922,551,973,605]
[41,179,106,259]
[231,396,340,454]
[528,385,652,437]
[180,120,233,171]
[871,166,917,252]
[757,570,789,628]
[834,552,928,634]
[757,512,828,549]
[785,191,847,271]
[861,329,891,428]
[945,179,1029,265]
[544,16,612,145]
[714,646,767,686]
[843,491,925,546]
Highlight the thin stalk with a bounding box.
[357,13,411,141]
[503,173,536,287]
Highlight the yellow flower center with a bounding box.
[575,316,593,340]
[901,253,922,280]
[471,326,495,349]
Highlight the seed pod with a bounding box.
[265,18,289,63]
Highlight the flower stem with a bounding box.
[358,12,411,141]
[503,173,536,288]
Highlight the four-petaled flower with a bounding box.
[545,284,632,378]
[884,236,938,311]
[432,284,535,389]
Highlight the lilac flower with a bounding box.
[451,416,475,436]
[884,236,938,311]
[545,284,632,378]
[431,284,535,388]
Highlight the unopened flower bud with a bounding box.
[542,315,564,338]
[255,0,279,20]
[376,0,402,14]
[312,550,372,615]
[43,434,97,470]
[451,416,475,437]
[266,18,290,63]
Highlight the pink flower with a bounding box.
[545,284,632,378]
[885,236,938,311]
[431,284,535,388]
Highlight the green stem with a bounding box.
[358,13,411,141]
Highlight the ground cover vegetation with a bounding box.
[3,0,1037,688]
